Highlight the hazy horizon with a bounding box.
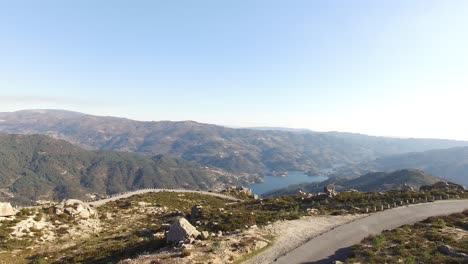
[2,108,468,142]
[1,1,468,140]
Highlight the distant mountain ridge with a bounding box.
[331,146,468,185]
[0,134,250,205]
[1,109,468,174]
[263,169,443,197]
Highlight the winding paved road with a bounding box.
[274,200,468,264]
[87,189,242,206]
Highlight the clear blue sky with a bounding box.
[1,1,467,139]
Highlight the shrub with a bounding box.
[181,250,191,257]
[372,235,387,250]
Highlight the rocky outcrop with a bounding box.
[167,217,200,243]
[54,199,96,219]
[0,202,15,217]
[221,186,257,199]
[190,205,203,220]
[324,184,336,197]
[420,181,465,191]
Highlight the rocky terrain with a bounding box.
[0,185,466,264]
[1,110,468,174]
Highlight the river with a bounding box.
[248,171,328,195]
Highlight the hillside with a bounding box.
[347,210,468,263]
[1,187,465,263]
[1,110,468,174]
[264,169,443,197]
[0,134,252,205]
[332,147,468,185]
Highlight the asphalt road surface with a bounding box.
[274,200,468,264]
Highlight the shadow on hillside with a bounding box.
[300,247,350,264]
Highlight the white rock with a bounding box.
[54,199,96,219]
[0,202,15,217]
[167,217,200,243]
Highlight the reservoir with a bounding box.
[248,171,327,196]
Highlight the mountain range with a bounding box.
[0,134,251,205]
[331,146,468,185]
[2,110,468,175]
[263,169,442,197]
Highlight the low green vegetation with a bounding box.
[199,189,467,232]
[347,210,468,263]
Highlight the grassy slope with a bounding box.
[347,210,468,263]
[0,189,465,263]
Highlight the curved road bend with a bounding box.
[274,200,468,264]
[87,189,242,206]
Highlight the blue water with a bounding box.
[248,171,328,195]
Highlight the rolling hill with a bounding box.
[263,169,443,197]
[1,110,468,174]
[0,134,251,205]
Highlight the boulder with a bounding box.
[324,184,336,197]
[190,205,203,219]
[167,217,200,243]
[0,202,15,217]
[54,199,96,219]
[200,231,210,240]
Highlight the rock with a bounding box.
[153,232,165,239]
[167,217,200,243]
[307,208,319,215]
[324,184,336,197]
[137,202,151,207]
[35,200,53,206]
[217,231,223,237]
[0,202,15,217]
[160,223,171,231]
[254,240,268,250]
[420,181,465,191]
[54,199,96,219]
[191,205,203,219]
[401,184,415,191]
[200,231,210,240]
[438,244,468,259]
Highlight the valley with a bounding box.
[0,111,467,263]
[1,110,468,176]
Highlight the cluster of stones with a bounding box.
[53,199,97,219]
[220,186,259,200]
